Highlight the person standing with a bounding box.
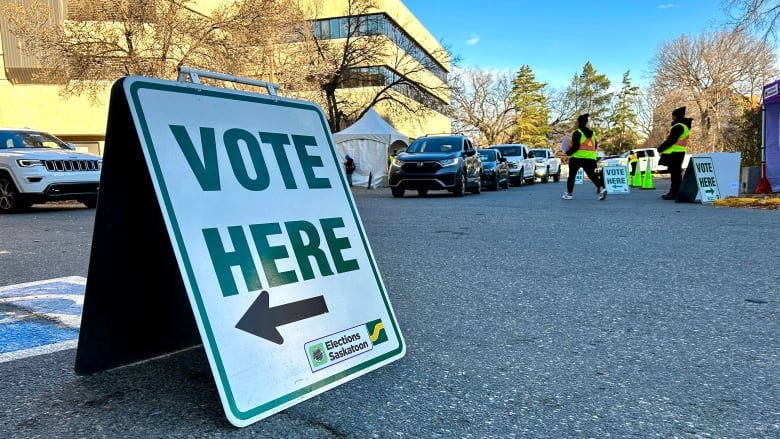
[628,150,638,178]
[563,113,607,200]
[344,154,356,187]
[657,106,691,200]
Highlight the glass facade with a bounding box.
[313,13,448,83]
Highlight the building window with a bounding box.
[311,13,448,83]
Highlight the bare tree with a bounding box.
[633,88,661,146]
[723,0,780,41]
[2,0,307,102]
[294,0,454,133]
[446,67,516,146]
[649,29,778,152]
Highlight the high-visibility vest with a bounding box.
[572,129,598,160]
[662,123,689,154]
[629,153,638,163]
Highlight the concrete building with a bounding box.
[0,0,451,154]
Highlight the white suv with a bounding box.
[0,127,102,212]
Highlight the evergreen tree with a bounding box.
[565,62,612,140]
[510,65,550,146]
[603,71,642,155]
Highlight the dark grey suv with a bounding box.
[388,134,482,198]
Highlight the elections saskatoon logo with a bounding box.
[308,343,328,367]
[366,319,387,345]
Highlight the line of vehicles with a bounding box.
[387,134,562,198]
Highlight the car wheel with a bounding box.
[492,174,499,191]
[417,188,428,197]
[516,170,524,187]
[0,174,30,213]
[471,176,481,194]
[391,187,405,198]
[541,167,549,183]
[80,196,98,208]
[553,170,560,182]
[453,172,466,197]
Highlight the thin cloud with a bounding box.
[466,34,480,46]
[657,3,676,8]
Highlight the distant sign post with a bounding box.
[691,157,721,203]
[602,165,630,194]
[76,73,405,427]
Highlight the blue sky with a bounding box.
[401,1,731,89]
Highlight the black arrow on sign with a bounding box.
[236,290,328,345]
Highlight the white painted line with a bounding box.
[0,339,78,363]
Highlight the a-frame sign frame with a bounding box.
[75,78,202,375]
[76,69,405,427]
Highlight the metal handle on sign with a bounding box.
[177,66,279,96]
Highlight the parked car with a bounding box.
[528,147,562,183]
[478,148,510,190]
[490,144,536,186]
[0,127,102,213]
[388,134,482,197]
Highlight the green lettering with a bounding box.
[203,226,263,297]
[285,220,334,281]
[292,134,331,189]
[259,132,297,189]
[249,223,298,287]
[170,125,220,191]
[224,128,270,191]
[320,217,359,273]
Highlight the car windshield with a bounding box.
[0,131,71,150]
[530,149,545,157]
[493,146,519,156]
[407,137,460,153]
[479,150,496,162]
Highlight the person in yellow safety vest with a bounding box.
[563,113,607,201]
[628,150,638,177]
[656,106,692,200]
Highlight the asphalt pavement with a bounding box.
[0,176,778,438]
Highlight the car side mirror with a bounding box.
[65,143,76,150]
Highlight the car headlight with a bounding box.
[391,157,404,167]
[17,159,44,167]
[438,157,460,167]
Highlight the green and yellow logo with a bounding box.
[366,319,387,345]
[308,343,328,367]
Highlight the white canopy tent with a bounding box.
[333,107,410,188]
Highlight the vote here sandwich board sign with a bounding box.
[122,76,405,427]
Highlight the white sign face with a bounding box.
[123,77,405,427]
[601,165,630,194]
[691,156,721,203]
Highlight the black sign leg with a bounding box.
[75,78,202,375]
[675,161,699,203]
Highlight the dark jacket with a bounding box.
[344,158,356,174]
[657,117,693,153]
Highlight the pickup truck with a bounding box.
[490,144,536,186]
[528,147,561,183]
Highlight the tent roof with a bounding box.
[333,107,409,145]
